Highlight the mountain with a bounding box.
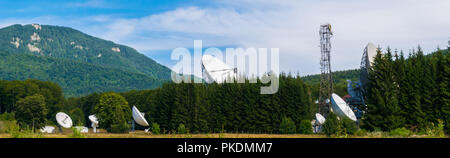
[0,24,172,97]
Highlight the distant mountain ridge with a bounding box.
[0,24,172,97]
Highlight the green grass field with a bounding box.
[0,130,447,138]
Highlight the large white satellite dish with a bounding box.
[360,43,378,87]
[201,54,237,83]
[365,43,377,68]
[75,126,89,133]
[56,112,73,128]
[40,126,55,133]
[315,113,326,125]
[89,115,99,133]
[330,93,357,121]
[132,106,149,127]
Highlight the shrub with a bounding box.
[69,127,87,138]
[10,126,43,138]
[298,120,313,134]
[152,123,160,135]
[425,119,445,138]
[322,112,339,136]
[0,120,19,133]
[342,118,358,135]
[389,127,411,137]
[177,124,187,134]
[279,117,296,134]
[354,129,368,136]
[0,112,15,121]
[110,122,130,133]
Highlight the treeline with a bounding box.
[69,74,315,133]
[363,47,449,133]
[303,69,360,100]
[0,80,80,126]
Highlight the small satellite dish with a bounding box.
[315,113,326,125]
[132,106,149,127]
[89,114,99,133]
[56,112,73,128]
[201,54,237,83]
[331,93,357,121]
[40,126,55,133]
[75,126,89,133]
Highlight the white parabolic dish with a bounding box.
[201,54,236,83]
[56,112,73,128]
[132,106,149,127]
[331,93,357,121]
[40,126,55,133]
[366,43,377,68]
[89,115,98,124]
[315,113,326,125]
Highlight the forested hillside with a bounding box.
[302,69,360,100]
[0,24,172,97]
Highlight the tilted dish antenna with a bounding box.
[132,106,149,132]
[89,114,99,133]
[40,126,55,134]
[56,112,73,129]
[201,54,237,84]
[75,126,89,133]
[330,93,357,121]
[315,113,326,125]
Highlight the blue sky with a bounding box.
[1,0,449,76]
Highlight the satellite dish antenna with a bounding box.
[75,126,89,133]
[201,54,237,83]
[315,113,326,125]
[330,93,357,121]
[56,112,73,129]
[360,43,378,88]
[313,113,326,133]
[40,126,55,134]
[132,106,149,131]
[89,115,99,133]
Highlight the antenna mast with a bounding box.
[318,24,333,115]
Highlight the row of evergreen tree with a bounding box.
[108,74,314,133]
[364,47,449,133]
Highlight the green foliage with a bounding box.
[298,119,313,134]
[14,94,48,130]
[152,123,161,135]
[303,69,360,99]
[0,24,172,97]
[0,120,19,133]
[177,123,187,134]
[425,119,445,138]
[110,122,131,133]
[94,92,131,133]
[354,129,368,137]
[322,112,339,136]
[69,127,87,138]
[341,117,358,135]
[0,112,15,121]
[389,127,412,137]
[0,79,64,123]
[363,46,449,133]
[279,117,296,134]
[10,126,43,138]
